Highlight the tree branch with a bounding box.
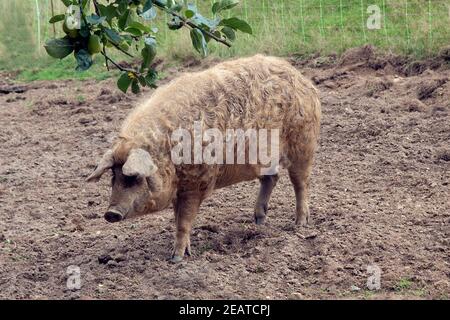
[92,0,100,15]
[100,51,142,76]
[153,3,232,48]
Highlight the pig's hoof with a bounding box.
[295,215,310,226]
[169,255,184,263]
[255,215,266,225]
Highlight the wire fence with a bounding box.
[1,0,450,66]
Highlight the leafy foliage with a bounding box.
[44,0,252,93]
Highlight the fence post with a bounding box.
[243,0,249,40]
[51,0,56,37]
[405,0,410,52]
[382,0,388,48]
[261,0,267,34]
[428,0,432,53]
[339,0,344,51]
[319,0,325,38]
[35,0,41,54]
[360,0,367,44]
[300,0,306,44]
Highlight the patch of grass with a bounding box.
[76,94,86,103]
[157,0,450,61]
[24,100,34,110]
[363,290,376,299]
[394,278,413,291]
[16,55,116,82]
[412,289,427,297]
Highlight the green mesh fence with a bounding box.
[1,0,449,69]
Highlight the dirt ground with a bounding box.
[0,46,449,299]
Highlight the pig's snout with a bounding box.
[104,208,124,223]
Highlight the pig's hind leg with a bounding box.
[288,158,313,227]
[254,174,279,225]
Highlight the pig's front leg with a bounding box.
[170,191,202,263]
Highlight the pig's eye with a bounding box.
[124,175,139,187]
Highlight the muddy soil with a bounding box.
[0,46,449,299]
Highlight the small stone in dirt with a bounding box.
[338,45,375,67]
[72,108,92,115]
[106,260,118,268]
[289,292,304,300]
[350,285,361,292]
[199,224,219,233]
[82,212,98,220]
[436,149,450,162]
[114,254,127,263]
[305,233,318,240]
[98,254,113,264]
[0,233,5,242]
[99,88,112,96]
[46,84,58,89]
[78,117,92,125]
[364,78,393,97]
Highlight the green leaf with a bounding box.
[75,49,93,71]
[221,26,236,41]
[118,9,131,30]
[86,14,106,25]
[125,28,142,36]
[191,14,218,31]
[131,79,140,94]
[49,14,65,24]
[141,6,157,20]
[97,4,117,24]
[61,0,73,6]
[190,28,208,57]
[143,0,153,12]
[212,0,239,15]
[153,0,167,7]
[141,37,157,70]
[117,72,133,93]
[79,23,91,38]
[104,28,122,45]
[145,69,158,88]
[220,17,252,34]
[138,76,147,87]
[128,21,151,33]
[80,0,90,10]
[44,38,74,59]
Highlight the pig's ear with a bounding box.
[86,149,115,182]
[122,148,157,178]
